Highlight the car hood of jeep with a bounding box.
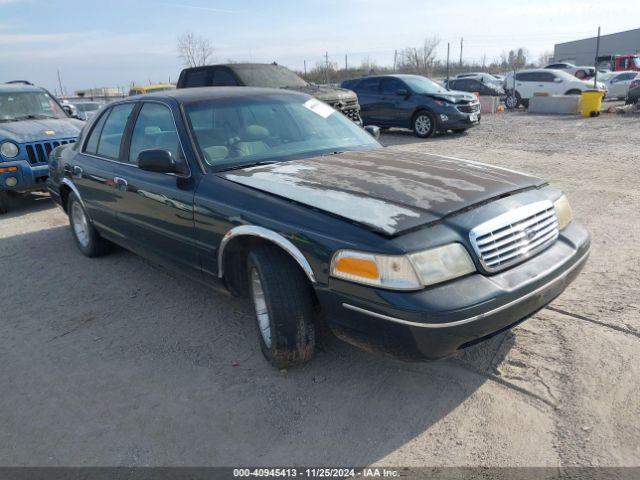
[0,118,83,143]
[219,148,545,236]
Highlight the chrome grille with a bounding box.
[469,200,559,273]
[457,102,480,113]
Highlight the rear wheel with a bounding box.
[67,192,112,257]
[247,244,316,368]
[412,110,436,138]
[505,91,521,109]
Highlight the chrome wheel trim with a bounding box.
[506,95,518,109]
[71,201,90,248]
[251,268,272,348]
[415,115,431,135]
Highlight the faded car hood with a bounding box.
[431,90,477,103]
[219,149,545,236]
[0,118,83,143]
[286,85,358,105]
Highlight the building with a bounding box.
[553,28,640,66]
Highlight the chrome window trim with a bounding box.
[469,200,558,273]
[342,247,590,329]
[217,225,316,283]
[80,99,191,179]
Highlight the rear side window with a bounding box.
[84,111,109,155]
[356,78,381,94]
[182,69,210,88]
[96,104,135,159]
[129,103,181,164]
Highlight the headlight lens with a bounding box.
[408,243,476,286]
[331,250,421,290]
[330,243,476,290]
[0,141,19,158]
[554,195,573,230]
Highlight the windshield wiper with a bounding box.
[217,160,279,173]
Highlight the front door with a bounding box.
[378,77,412,126]
[110,101,199,274]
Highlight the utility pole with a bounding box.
[393,49,398,72]
[594,26,601,88]
[303,60,307,76]
[325,51,330,84]
[57,70,64,99]
[446,42,450,89]
[459,37,463,68]
[345,54,348,73]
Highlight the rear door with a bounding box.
[73,103,135,237]
[352,77,382,124]
[109,100,200,273]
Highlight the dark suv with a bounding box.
[177,63,362,124]
[342,75,480,138]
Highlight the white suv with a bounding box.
[504,69,606,108]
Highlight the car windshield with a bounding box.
[185,94,381,171]
[400,75,448,94]
[0,91,67,122]
[233,65,309,88]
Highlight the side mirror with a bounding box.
[138,149,185,175]
[554,78,563,83]
[395,88,409,97]
[364,125,381,139]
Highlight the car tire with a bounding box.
[247,244,316,368]
[412,110,436,138]
[565,89,582,95]
[0,191,9,214]
[505,92,521,109]
[67,192,112,257]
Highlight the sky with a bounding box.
[0,0,638,93]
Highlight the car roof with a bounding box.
[114,86,310,104]
[0,83,44,93]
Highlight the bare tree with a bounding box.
[177,32,214,68]
[397,36,440,75]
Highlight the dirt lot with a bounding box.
[1,111,639,467]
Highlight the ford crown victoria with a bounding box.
[47,87,590,367]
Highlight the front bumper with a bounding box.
[437,107,481,131]
[0,159,49,192]
[315,221,590,361]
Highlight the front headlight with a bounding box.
[554,195,573,230]
[330,243,476,290]
[0,141,18,158]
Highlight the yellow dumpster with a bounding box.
[581,90,604,117]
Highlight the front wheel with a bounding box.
[412,111,436,138]
[0,191,9,214]
[247,244,316,368]
[67,192,113,257]
[505,92,520,109]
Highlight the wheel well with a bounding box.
[412,108,433,125]
[565,89,582,95]
[220,236,316,301]
[59,183,72,213]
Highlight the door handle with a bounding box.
[113,176,128,191]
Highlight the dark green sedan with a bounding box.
[47,87,590,368]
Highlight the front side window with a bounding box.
[185,94,380,171]
[381,78,405,95]
[129,103,181,164]
[95,103,135,159]
[0,90,67,122]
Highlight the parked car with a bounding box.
[626,75,640,104]
[341,74,480,137]
[545,63,595,79]
[129,84,176,96]
[0,82,82,213]
[503,69,606,109]
[177,63,362,125]
[446,77,505,97]
[454,72,503,88]
[46,87,589,367]
[72,101,104,121]
[603,71,639,100]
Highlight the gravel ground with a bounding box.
[1,111,639,467]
